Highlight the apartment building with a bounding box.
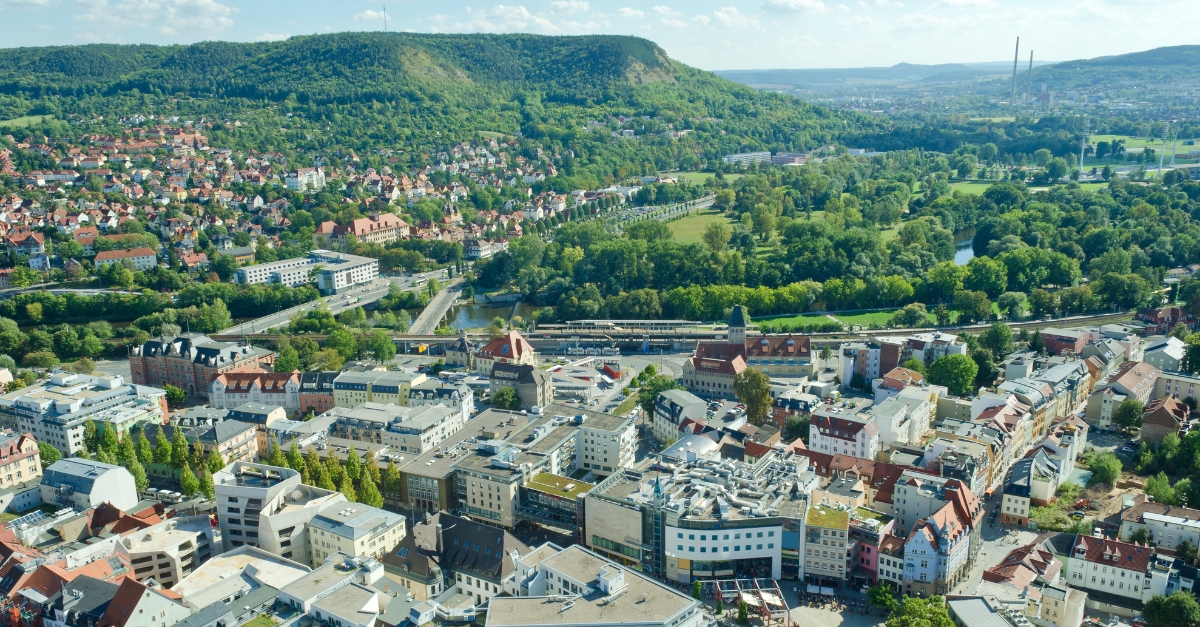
[1000,450,1059,526]
[1087,361,1160,428]
[333,370,427,408]
[233,250,379,295]
[307,502,406,564]
[407,378,475,423]
[285,167,325,191]
[209,371,302,414]
[94,247,158,271]
[0,431,40,493]
[314,213,409,248]
[1061,534,1155,603]
[574,411,636,477]
[130,334,274,398]
[808,411,881,460]
[1120,496,1200,548]
[212,462,346,560]
[382,512,527,604]
[120,515,217,588]
[298,371,337,415]
[653,389,707,444]
[0,371,168,455]
[489,364,553,411]
[902,501,973,597]
[40,458,138,511]
[804,505,850,587]
[329,402,464,455]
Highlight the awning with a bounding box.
[820,587,835,595]
[806,585,820,594]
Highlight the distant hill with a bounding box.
[0,32,861,153]
[1027,44,1200,89]
[716,61,1054,92]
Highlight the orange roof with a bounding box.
[95,247,156,262]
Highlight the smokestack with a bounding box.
[1026,51,1034,105]
[1011,37,1020,107]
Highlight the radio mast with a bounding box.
[1025,51,1033,105]
[384,4,389,32]
[1011,37,1020,108]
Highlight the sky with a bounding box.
[0,0,1196,71]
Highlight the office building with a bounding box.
[574,411,636,477]
[333,370,427,408]
[308,502,407,564]
[233,250,379,295]
[491,544,706,627]
[171,545,311,610]
[212,462,347,560]
[209,371,302,414]
[120,515,218,588]
[329,402,465,455]
[721,152,771,165]
[0,372,168,455]
[652,390,706,444]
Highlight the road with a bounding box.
[222,271,446,335]
[407,277,465,335]
[613,195,715,230]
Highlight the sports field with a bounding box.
[0,115,48,128]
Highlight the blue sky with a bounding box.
[0,0,1195,71]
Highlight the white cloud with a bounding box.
[652,5,679,14]
[713,6,762,29]
[36,23,52,28]
[256,32,288,41]
[0,0,56,7]
[660,17,688,27]
[927,0,995,6]
[762,0,826,12]
[617,7,644,17]
[72,0,237,33]
[692,14,710,25]
[354,9,385,20]
[836,3,849,9]
[549,0,588,14]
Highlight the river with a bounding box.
[399,302,546,331]
[954,228,976,266]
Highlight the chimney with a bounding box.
[436,523,443,550]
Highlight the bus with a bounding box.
[414,278,428,287]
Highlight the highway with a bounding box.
[220,270,447,336]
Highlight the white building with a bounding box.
[234,249,379,295]
[39,458,137,511]
[652,389,706,444]
[574,411,637,477]
[278,552,389,627]
[807,410,880,460]
[495,544,706,627]
[307,502,407,565]
[94,247,158,270]
[1143,337,1187,373]
[286,167,326,191]
[213,462,346,561]
[1062,535,1155,603]
[120,515,218,588]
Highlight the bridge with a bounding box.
[407,277,464,335]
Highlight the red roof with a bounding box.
[95,247,155,262]
[1071,535,1153,572]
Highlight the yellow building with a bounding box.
[308,502,407,564]
[332,370,427,408]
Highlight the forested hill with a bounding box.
[0,32,865,156]
[1027,44,1200,90]
[0,33,682,101]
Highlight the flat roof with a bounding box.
[486,545,696,627]
[172,546,309,608]
[401,410,526,480]
[525,473,594,500]
[282,558,360,601]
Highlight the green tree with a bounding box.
[886,596,954,627]
[370,329,396,362]
[358,472,384,508]
[692,581,703,600]
[733,368,772,426]
[927,354,979,396]
[737,600,749,625]
[164,385,187,407]
[1131,526,1155,546]
[1178,540,1199,563]
[127,458,149,493]
[384,459,402,498]
[636,374,685,416]
[1030,330,1047,354]
[1115,399,1145,430]
[171,429,190,467]
[325,328,357,359]
[1143,591,1200,627]
[1087,451,1122,487]
[179,462,199,497]
[345,449,363,483]
[288,441,304,471]
[199,462,215,500]
[868,583,898,613]
[100,423,119,454]
[900,358,925,376]
[84,420,98,453]
[339,472,357,503]
[207,448,225,473]
[268,437,287,467]
[136,429,153,464]
[275,343,301,372]
[492,385,522,410]
[980,322,1015,358]
[702,222,732,252]
[22,351,58,368]
[39,442,62,468]
[784,414,810,443]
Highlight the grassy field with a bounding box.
[475,130,513,140]
[614,394,638,415]
[758,313,832,325]
[674,171,744,182]
[667,209,736,244]
[0,115,48,129]
[832,310,900,326]
[949,182,993,195]
[970,117,1016,123]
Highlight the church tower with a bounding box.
[728,304,748,346]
